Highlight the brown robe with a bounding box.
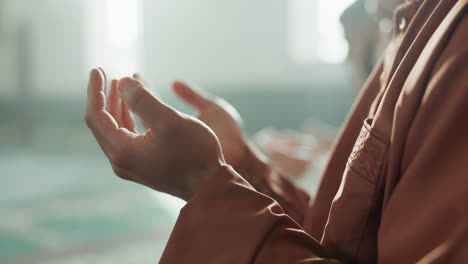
[160,0,468,263]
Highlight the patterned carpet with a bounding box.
[0,149,184,264]
[0,123,326,263]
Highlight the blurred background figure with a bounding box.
[341,0,386,92]
[0,0,392,263]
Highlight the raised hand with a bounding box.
[85,68,225,201]
[172,81,247,168]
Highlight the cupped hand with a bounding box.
[85,68,225,201]
[172,81,246,168]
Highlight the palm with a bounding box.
[173,82,246,167]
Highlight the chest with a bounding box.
[318,1,463,263]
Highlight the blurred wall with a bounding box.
[142,0,348,88]
[0,0,354,146]
[141,0,353,133]
[0,0,85,100]
[0,0,352,98]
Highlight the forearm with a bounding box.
[233,142,311,224]
[160,165,341,263]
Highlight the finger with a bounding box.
[118,77,176,128]
[87,68,107,112]
[88,111,126,154]
[106,79,122,124]
[121,100,137,133]
[133,73,160,98]
[86,69,131,153]
[172,81,210,110]
[132,72,149,86]
[97,67,108,94]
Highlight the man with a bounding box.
[85,0,468,263]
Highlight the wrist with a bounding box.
[233,142,272,185]
[179,159,226,201]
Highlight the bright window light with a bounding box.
[106,0,139,49]
[317,0,355,63]
[288,0,318,64]
[289,0,355,64]
[85,0,142,77]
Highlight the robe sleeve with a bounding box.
[160,165,342,264]
[377,44,468,262]
[234,144,311,225]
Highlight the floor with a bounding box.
[0,123,327,263]
[0,144,185,264]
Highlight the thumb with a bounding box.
[118,77,174,127]
[172,81,210,110]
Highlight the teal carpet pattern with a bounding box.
[0,149,184,264]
